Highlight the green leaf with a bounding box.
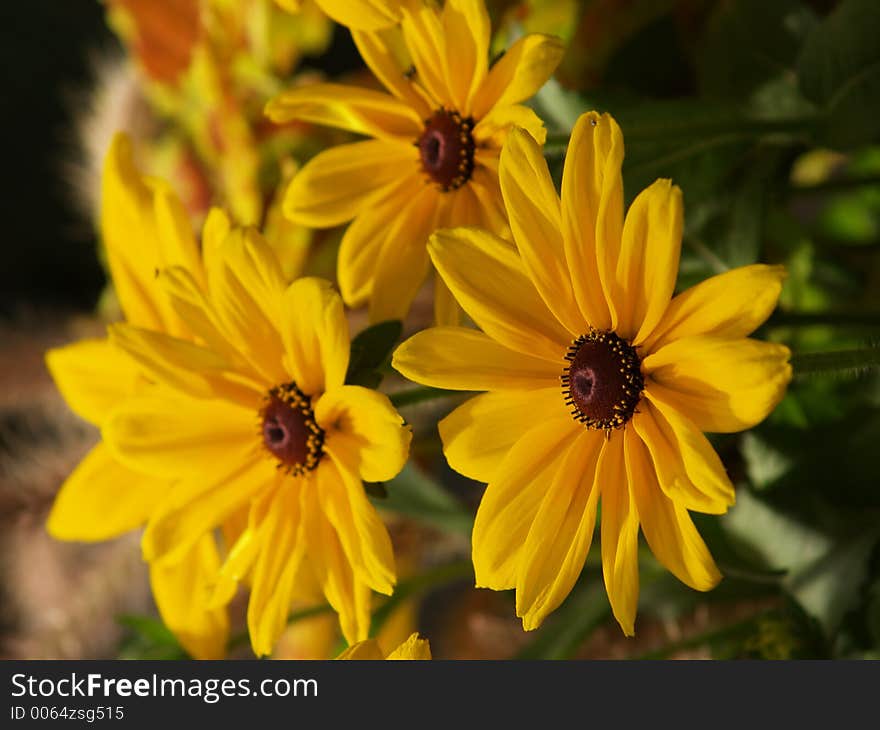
[373,463,474,535]
[722,490,879,634]
[698,0,816,101]
[345,319,402,388]
[116,614,188,660]
[798,0,880,147]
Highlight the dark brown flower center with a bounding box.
[562,330,644,431]
[260,382,324,475]
[417,108,475,192]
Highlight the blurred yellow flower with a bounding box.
[337,632,431,660]
[45,134,229,659]
[103,226,411,655]
[266,0,563,323]
[393,112,792,635]
[276,0,404,30]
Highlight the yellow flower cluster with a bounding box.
[47,0,791,659]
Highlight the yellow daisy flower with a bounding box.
[46,133,229,659]
[337,632,432,660]
[392,112,793,635]
[265,0,564,323]
[102,227,412,655]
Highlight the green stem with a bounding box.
[791,344,880,376]
[389,386,455,408]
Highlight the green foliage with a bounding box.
[345,319,402,388]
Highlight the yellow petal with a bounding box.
[599,433,640,636]
[336,639,385,660]
[205,228,289,386]
[336,178,417,307]
[247,484,307,657]
[102,391,257,480]
[561,112,623,331]
[46,442,167,541]
[386,632,432,660]
[442,0,490,112]
[45,339,139,426]
[472,416,579,590]
[315,0,401,30]
[150,534,230,660]
[472,34,564,119]
[439,388,567,483]
[625,428,721,592]
[351,27,432,117]
[108,324,261,408]
[643,336,792,433]
[368,182,441,323]
[101,134,199,335]
[201,207,231,277]
[642,264,787,351]
[469,165,510,239]
[632,398,735,514]
[143,456,276,564]
[499,127,582,335]
[302,484,373,644]
[516,428,603,630]
[280,277,350,396]
[474,104,547,146]
[428,228,571,361]
[400,3,448,107]
[316,446,396,595]
[617,179,683,342]
[283,139,419,228]
[265,83,423,139]
[316,385,411,483]
[393,326,561,391]
[433,274,461,327]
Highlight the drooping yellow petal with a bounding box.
[150,534,230,660]
[499,127,582,335]
[617,179,683,343]
[314,0,401,31]
[385,632,432,660]
[102,392,257,480]
[142,456,276,564]
[625,428,721,592]
[428,228,571,361]
[561,112,623,331]
[393,326,560,392]
[315,385,411,483]
[472,34,564,119]
[599,433,640,636]
[439,388,567,483]
[302,484,373,644]
[266,83,423,140]
[368,182,441,323]
[316,447,396,595]
[643,336,792,433]
[336,178,419,307]
[442,0,490,112]
[400,2,448,108]
[45,339,140,426]
[46,443,167,541]
[632,398,735,514]
[351,27,432,117]
[642,264,787,351]
[283,139,419,228]
[205,228,289,386]
[280,277,350,396]
[247,483,307,657]
[472,416,579,590]
[469,165,509,238]
[516,428,603,630]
